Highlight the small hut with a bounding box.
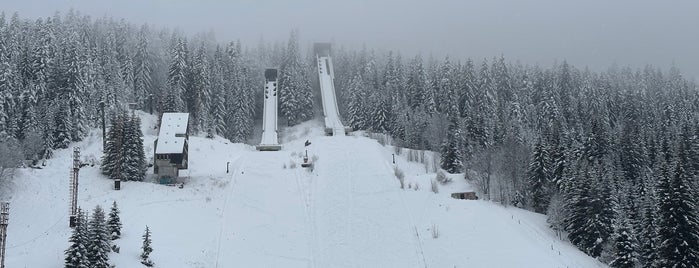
[451,191,479,200]
[153,113,189,183]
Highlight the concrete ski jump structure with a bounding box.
[256,69,282,151]
[315,43,351,136]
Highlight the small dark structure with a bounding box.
[154,113,190,184]
[314,42,332,57]
[301,150,313,168]
[451,191,479,200]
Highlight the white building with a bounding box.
[153,113,189,183]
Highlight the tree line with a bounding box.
[1,9,699,267]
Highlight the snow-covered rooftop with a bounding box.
[156,113,189,154]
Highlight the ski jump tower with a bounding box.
[315,43,351,136]
[256,69,282,151]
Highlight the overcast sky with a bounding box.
[4,0,699,80]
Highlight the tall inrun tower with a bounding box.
[314,43,351,136]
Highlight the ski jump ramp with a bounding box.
[315,43,351,136]
[256,69,282,151]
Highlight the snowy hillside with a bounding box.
[5,112,605,267]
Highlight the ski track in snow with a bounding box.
[4,112,608,268]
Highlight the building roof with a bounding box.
[156,113,189,154]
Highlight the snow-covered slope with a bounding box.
[5,112,606,268]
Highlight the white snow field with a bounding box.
[4,112,607,268]
[316,55,346,136]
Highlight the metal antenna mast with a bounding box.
[69,147,80,227]
[0,202,9,268]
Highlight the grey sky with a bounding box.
[4,0,699,80]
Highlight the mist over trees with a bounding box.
[1,10,698,267]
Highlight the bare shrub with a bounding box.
[435,170,452,185]
[289,161,297,169]
[431,180,439,194]
[414,183,420,191]
[394,166,405,189]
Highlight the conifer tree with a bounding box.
[609,218,638,268]
[101,113,123,178]
[53,102,72,149]
[167,37,188,112]
[107,201,122,240]
[656,130,699,268]
[65,209,89,268]
[121,114,146,181]
[86,206,110,268]
[439,114,462,173]
[279,30,313,126]
[133,25,152,108]
[347,72,367,130]
[527,140,550,213]
[141,226,154,267]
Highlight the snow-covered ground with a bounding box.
[5,112,606,267]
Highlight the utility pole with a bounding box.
[99,101,106,150]
[0,202,9,268]
[148,94,154,115]
[69,147,80,227]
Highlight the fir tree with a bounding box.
[527,140,550,213]
[279,30,313,126]
[121,114,146,181]
[107,201,122,240]
[133,25,152,108]
[609,218,638,268]
[141,226,154,267]
[439,114,462,173]
[86,206,110,268]
[64,209,89,268]
[53,102,72,149]
[656,131,699,268]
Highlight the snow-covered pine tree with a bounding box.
[636,176,658,267]
[278,30,313,126]
[439,113,462,174]
[53,101,72,149]
[369,92,389,133]
[564,163,615,257]
[101,112,123,178]
[133,24,153,109]
[527,140,550,213]
[347,72,367,130]
[121,114,146,181]
[167,36,188,112]
[655,127,699,268]
[86,205,110,268]
[186,42,209,133]
[141,226,154,267]
[405,55,427,110]
[609,217,638,268]
[107,201,122,240]
[65,208,89,268]
[208,46,227,138]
